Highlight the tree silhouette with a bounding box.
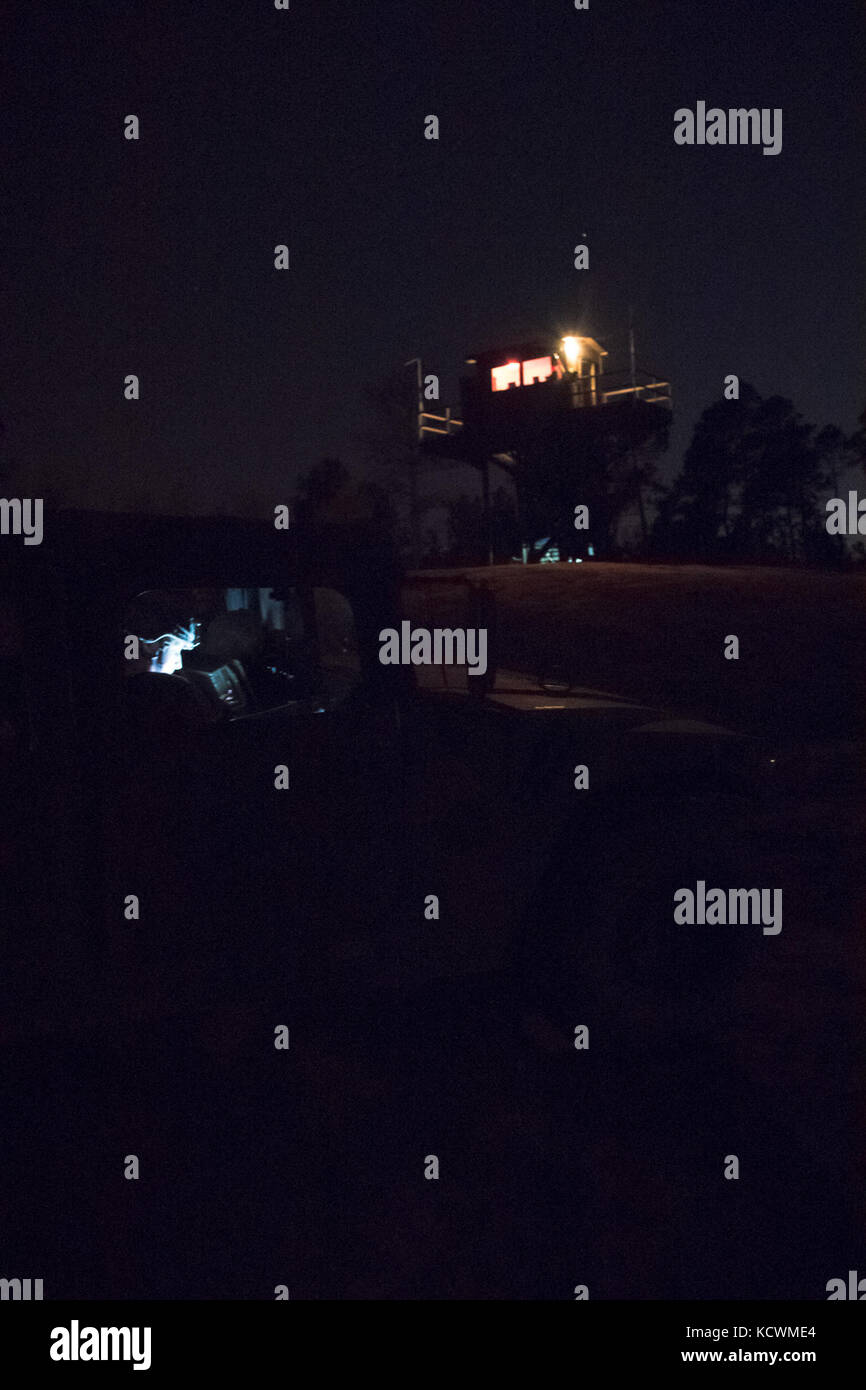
[354,369,418,556]
[653,385,850,564]
[849,405,866,472]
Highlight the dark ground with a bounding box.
[424,561,866,743]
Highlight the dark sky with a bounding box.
[2,0,863,513]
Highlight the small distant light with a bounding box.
[576,557,583,563]
[587,544,595,557]
[465,357,477,364]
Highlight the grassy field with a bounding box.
[412,561,866,743]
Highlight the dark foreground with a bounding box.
[2,560,863,1300]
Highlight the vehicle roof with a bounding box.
[2,509,400,597]
[16,509,296,583]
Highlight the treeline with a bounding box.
[298,380,865,570]
[650,386,864,567]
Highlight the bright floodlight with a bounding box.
[562,336,581,369]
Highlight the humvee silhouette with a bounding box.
[1,506,769,1043]
[0,509,500,1036]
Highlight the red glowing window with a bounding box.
[521,356,553,385]
[491,362,521,392]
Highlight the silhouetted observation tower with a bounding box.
[410,331,672,561]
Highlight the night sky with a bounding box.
[2,0,863,514]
